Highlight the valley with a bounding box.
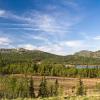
[0,49,100,99]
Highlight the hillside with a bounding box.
[75,50,100,58]
[74,50,93,57]
[0,48,65,64]
[0,48,100,65]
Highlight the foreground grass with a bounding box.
[1,96,100,100]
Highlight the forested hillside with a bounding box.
[0,48,100,78]
[0,48,100,65]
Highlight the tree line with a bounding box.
[0,63,100,78]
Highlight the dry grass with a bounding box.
[11,74,100,96]
[0,74,98,97]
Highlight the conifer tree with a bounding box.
[54,79,59,96]
[38,76,48,97]
[29,76,35,98]
[76,78,86,96]
[49,84,54,97]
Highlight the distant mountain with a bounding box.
[74,50,100,58]
[0,48,65,64]
[0,48,100,65]
[93,50,100,58]
[0,48,100,58]
[74,50,93,57]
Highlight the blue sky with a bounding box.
[0,0,100,55]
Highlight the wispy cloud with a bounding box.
[0,9,80,34]
[29,35,48,42]
[0,9,81,38]
[0,37,11,45]
[0,9,32,23]
[0,10,6,17]
[93,36,100,40]
[60,40,83,48]
[18,44,36,50]
[0,0,85,55]
[0,9,83,55]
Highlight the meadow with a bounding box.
[1,75,100,100]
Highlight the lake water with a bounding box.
[76,65,100,69]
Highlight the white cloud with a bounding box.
[0,9,32,23]
[93,36,100,40]
[0,10,5,17]
[58,40,83,48]
[34,15,57,33]
[37,44,65,55]
[18,44,36,50]
[32,12,77,36]
[22,33,49,43]
[64,40,83,48]
[28,34,48,41]
[0,37,11,45]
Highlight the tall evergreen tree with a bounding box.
[29,76,35,98]
[76,78,86,96]
[38,76,48,97]
[49,84,54,97]
[54,79,59,96]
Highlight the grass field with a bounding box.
[13,74,100,96]
[1,75,100,100]
[1,96,100,100]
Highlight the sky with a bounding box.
[0,0,100,55]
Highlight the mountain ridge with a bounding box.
[0,48,100,65]
[0,48,100,58]
[75,50,100,58]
